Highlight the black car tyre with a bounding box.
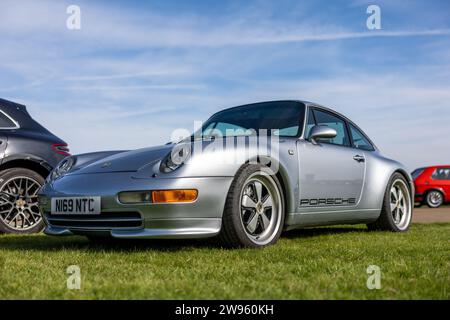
[0,168,45,234]
[219,164,285,248]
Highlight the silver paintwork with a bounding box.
[308,125,337,144]
[39,100,414,239]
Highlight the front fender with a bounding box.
[134,138,299,215]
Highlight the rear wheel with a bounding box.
[425,190,444,208]
[367,173,412,232]
[219,165,285,248]
[0,168,45,234]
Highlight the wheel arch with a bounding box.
[0,158,52,179]
[242,155,295,216]
[392,169,415,201]
[362,155,415,214]
[424,188,446,198]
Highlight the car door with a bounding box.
[297,107,366,212]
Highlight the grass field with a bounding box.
[0,223,449,300]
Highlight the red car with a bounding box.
[413,165,450,208]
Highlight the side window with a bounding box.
[304,108,316,138]
[349,124,374,151]
[312,109,350,146]
[432,168,450,180]
[275,126,300,136]
[0,111,17,128]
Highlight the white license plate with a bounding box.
[51,197,101,215]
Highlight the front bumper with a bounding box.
[44,218,222,239]
[39,172,233,239]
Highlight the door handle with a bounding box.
[353,155,365,163]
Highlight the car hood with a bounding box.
[69,144,173,175]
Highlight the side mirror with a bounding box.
[308,125,337,144]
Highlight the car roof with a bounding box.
[0,98,27,113]
[0,98,54,133]
[218,99,348,119]
[215,100,344,118]
[425,165,450,169]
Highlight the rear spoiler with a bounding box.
[0,98,40,129]
[0,98,30,118]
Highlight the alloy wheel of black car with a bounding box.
[0,168,45,234]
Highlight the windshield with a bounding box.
[197,101,305,139]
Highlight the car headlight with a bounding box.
[48,156,76,182]
[160,144,191,173]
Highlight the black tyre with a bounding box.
[0,168,45,234]
[219,164,285,248]
[367,173,412,232]
[425,190,444,208]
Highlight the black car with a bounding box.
[0,98,69,234]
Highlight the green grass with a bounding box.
[0,223,449,300]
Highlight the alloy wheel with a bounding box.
[390,179,412,230]
[427,191,443,208]
[0,176,42,231]
[240,173,282,245]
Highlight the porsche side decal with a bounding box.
[300,198,357,206]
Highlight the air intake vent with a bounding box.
[45,212,143,229]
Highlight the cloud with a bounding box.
[0,0,449,171]
[1,0,450,49]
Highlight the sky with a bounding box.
[0,0,449,171]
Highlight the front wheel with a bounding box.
[219,165,285,248]
[0,168,45,234]
[367,173,413,232]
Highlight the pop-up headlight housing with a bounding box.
[160,143,191,173]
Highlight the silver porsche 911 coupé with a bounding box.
[39,100,413,247]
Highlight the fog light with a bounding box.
[151,189,198,203]
[118,191,152,204]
